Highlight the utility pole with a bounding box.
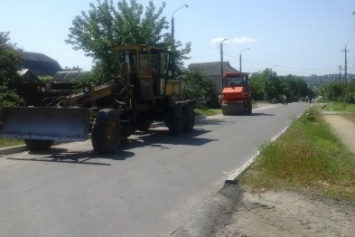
[220,39,227,81]
[239,48,249,72]
[171,4,188,77]
[342,46,349,102]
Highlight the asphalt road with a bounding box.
[0,102,309,237]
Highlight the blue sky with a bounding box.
[1,0,355,76]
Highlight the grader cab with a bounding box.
[0,45,195,154]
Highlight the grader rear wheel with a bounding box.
[91,109,121,154]
[183,104,195,131]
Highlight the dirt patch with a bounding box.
[216,189,355,237]
[323,113,355,154]
[215,113,355,237]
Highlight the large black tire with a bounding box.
[244,102,252,115]
[91,109,121,154]
[183,104,195,131]
[166,106,184,134]
[25,139,54,152]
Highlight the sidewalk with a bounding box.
[322,111,355,154]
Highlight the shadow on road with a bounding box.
[220,112,274,117]
[123,128,216,151]
[7,147,136,166]
[250,112,275,116]
[6,128,216,165]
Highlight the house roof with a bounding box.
[18,69,41,83]
[22,52,62,76]
[188,61,239,76]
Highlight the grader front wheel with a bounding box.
[91,109,121,154]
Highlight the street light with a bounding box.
[239,48,250,72]
[171,4,188,76]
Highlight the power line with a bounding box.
[224,53,335,73]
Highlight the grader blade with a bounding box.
[0,107,90,142]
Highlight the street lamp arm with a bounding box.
[239,48,250,55]
[172,4,188,17]
[171,4,188,77]
[239,48,250,72]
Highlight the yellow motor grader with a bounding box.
[0,45,195,154]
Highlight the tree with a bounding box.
[249,71,264,101]
[184,70,219,108]
[66,0,190,78]
[62,66,83,71]
[250,68,312,103]
[0,32,22,86]
[320,82,345,102]
[0,32,24,106]
[348,77,355,103]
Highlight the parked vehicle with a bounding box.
[0,45,195,154]
[220,72,252,115]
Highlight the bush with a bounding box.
[0,86,24,106]
[184,70,220,109]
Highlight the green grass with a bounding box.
[321,102,355,112]
[194,108,221,116]
[0,138,24,148]
[320,102,355,124]
[239,107,355,202]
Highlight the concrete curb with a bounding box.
[0,145,27,155]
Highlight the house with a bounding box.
[18,69,41,83]
[188,61,239,91]
[21,52,62,77]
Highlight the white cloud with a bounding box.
[211,36,257,45]
[211,37,228,45]
[231,36,257,44]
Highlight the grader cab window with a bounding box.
[139,49,159,76]
[160,52,169,75]
[116,49,137,74]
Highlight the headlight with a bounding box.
[39,86,47,93]
[82,85,91,94]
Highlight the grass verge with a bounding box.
[0,138,24,148]
[321,102,355,112]
[239,106,355,202]
[194,108,221,116]
[321,102,355,123]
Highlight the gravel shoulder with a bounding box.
[215,112,355,237]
